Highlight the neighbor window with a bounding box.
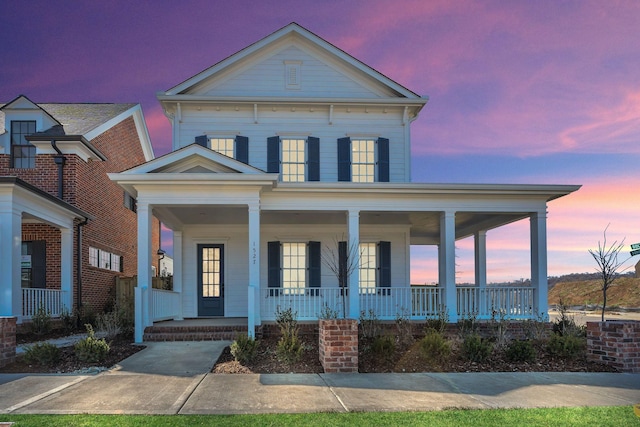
[10,120,36,168]
[359,243,377,294]
[282,242,306,294]
[89,246,123,272]
[210,138,234,158]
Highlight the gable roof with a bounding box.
[162,22,425,102]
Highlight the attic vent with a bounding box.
[284,61,302,90]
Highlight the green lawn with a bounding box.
[0,406,636,426]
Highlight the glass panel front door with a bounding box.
[197,244,224,316]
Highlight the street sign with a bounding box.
[631,243,640,250]
[631,249,640,257]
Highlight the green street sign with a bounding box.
[631,249,640,257]
[631,243,640,250]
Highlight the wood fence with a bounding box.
[115,276,173,308]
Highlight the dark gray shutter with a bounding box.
[235,135,249,164]
[119,255,124,273]
[308,241,321,288]
[307,136,320,181]
[379,241,391,288]
[338,241,348,289]
[268,241,281,288]
[337,137,351,182]
[267,136,280,173]
[195,135,208,148]
[31,240,46,289]
[377,137,389,182]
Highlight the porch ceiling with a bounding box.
[154,205,529,244]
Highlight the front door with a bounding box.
[197,244,224,316]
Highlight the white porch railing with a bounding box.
[21,288,66,320]
[151,289,180,321]
[260,287,348,321]
[360,287,442,319]
[457,286,535,319]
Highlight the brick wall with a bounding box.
[318,319,358,373]
[586,321,640,373]
[0,317,17,368]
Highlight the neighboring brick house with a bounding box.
[0,95,159,322]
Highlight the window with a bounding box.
[210,138,234,158]
[89,246,123,272]
[282,242,306,294]
[359,243,377,294]
[337,137,390,182]
[10,120,36,168]
[124,191,136,212]
[351,139,375,183]
[281,139,305,182]
[267,136,320,181]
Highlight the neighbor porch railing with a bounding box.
[151,288,180,321]
[21,288,66,320]
[457,286,535,319]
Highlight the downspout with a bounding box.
[51,140,65,199]
[76,217,89,323]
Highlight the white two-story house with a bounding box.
[109,23,579,342]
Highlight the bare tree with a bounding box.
[322,236,360,319]
[588,226,629,321]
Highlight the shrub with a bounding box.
[419,330,451,363]
[457,312,478,338]
[96,310,121,340]
[462,334,492,363]
[23,342,60,366]
[275,307,302,364]
[552,298,585,337]
[74,324,110,363]
[371,334,396,362]
[78,303,97,328]
[524,312,550,341]
[395,308,414,347]
[506,340,536,363]
[29,304,52,336]
[319,303,338,320]
[230,333,258,364]
[359,309,381,339]
[489,308,510,349]
[547,334,585,360]
[59,308,77,334]
[425,305,449,335]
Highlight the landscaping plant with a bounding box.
[418,329,451,364]
[275,307,302,364]
[230,333,258,364]
[505,340,536,363]
[371,334,396,362]
[29,304,52,336]
[74,324,110,363]
[462,334,492,363]
[23,342,60,366]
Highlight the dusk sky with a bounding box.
[2,1,639,283]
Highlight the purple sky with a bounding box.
[2,0,639,283]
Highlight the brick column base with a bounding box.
[587,321,640,373]
[318,319,358,373]
[0,317,17,368]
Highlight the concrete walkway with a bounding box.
[1,341,639,415]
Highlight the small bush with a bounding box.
[524,312,550,341]
[462,334,492,363]
[78,303,97,328]
[419,330,451,363]
[275,307,302,364]
[74,324,110,363]
[359,309,381,339]
[547,334,585,360]
[506,340,536,363]
[457,312,478,338]
[23,342,60,366]
[230,333,258,364]
[395,308,414,347]
[553,298,585,337]
[59,308,77,334]
[29,304,52,336]
[425,305,449,335]
[371,334,396,362]
[96,310,121,340]
[319,303,338,320]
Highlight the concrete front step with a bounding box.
[143,325,249,342]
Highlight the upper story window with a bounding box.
[10,120,36,168]
[267,136,320,182]
[338,137,390,183]
[210,138,234,158]
[194,134,249,164]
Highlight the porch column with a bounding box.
[60,227,73,311]
[136,201,153,343]
[439,211,457,322]
[474,230,487,316]
[247,203,260,337]
[0,207,21,319]
[530,210,548,318]
[347,209,360,319]
[173,230,183,320]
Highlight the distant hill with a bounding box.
[548,274,640,308]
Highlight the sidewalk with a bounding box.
[1,341,639,415]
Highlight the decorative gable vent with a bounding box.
[284,60,301,90]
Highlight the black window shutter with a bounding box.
[267,136,280,173]
[337,137,351,182]
[378,241,391,288]
[235,135,249,164]
[338,241,348,288]
[267,241,281,288]
[308,241,321,288]
[31,240,47,289]
[119,256,124,273]
[377,137,390,182]
[307,136,320,181]
[195,135,208,148]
